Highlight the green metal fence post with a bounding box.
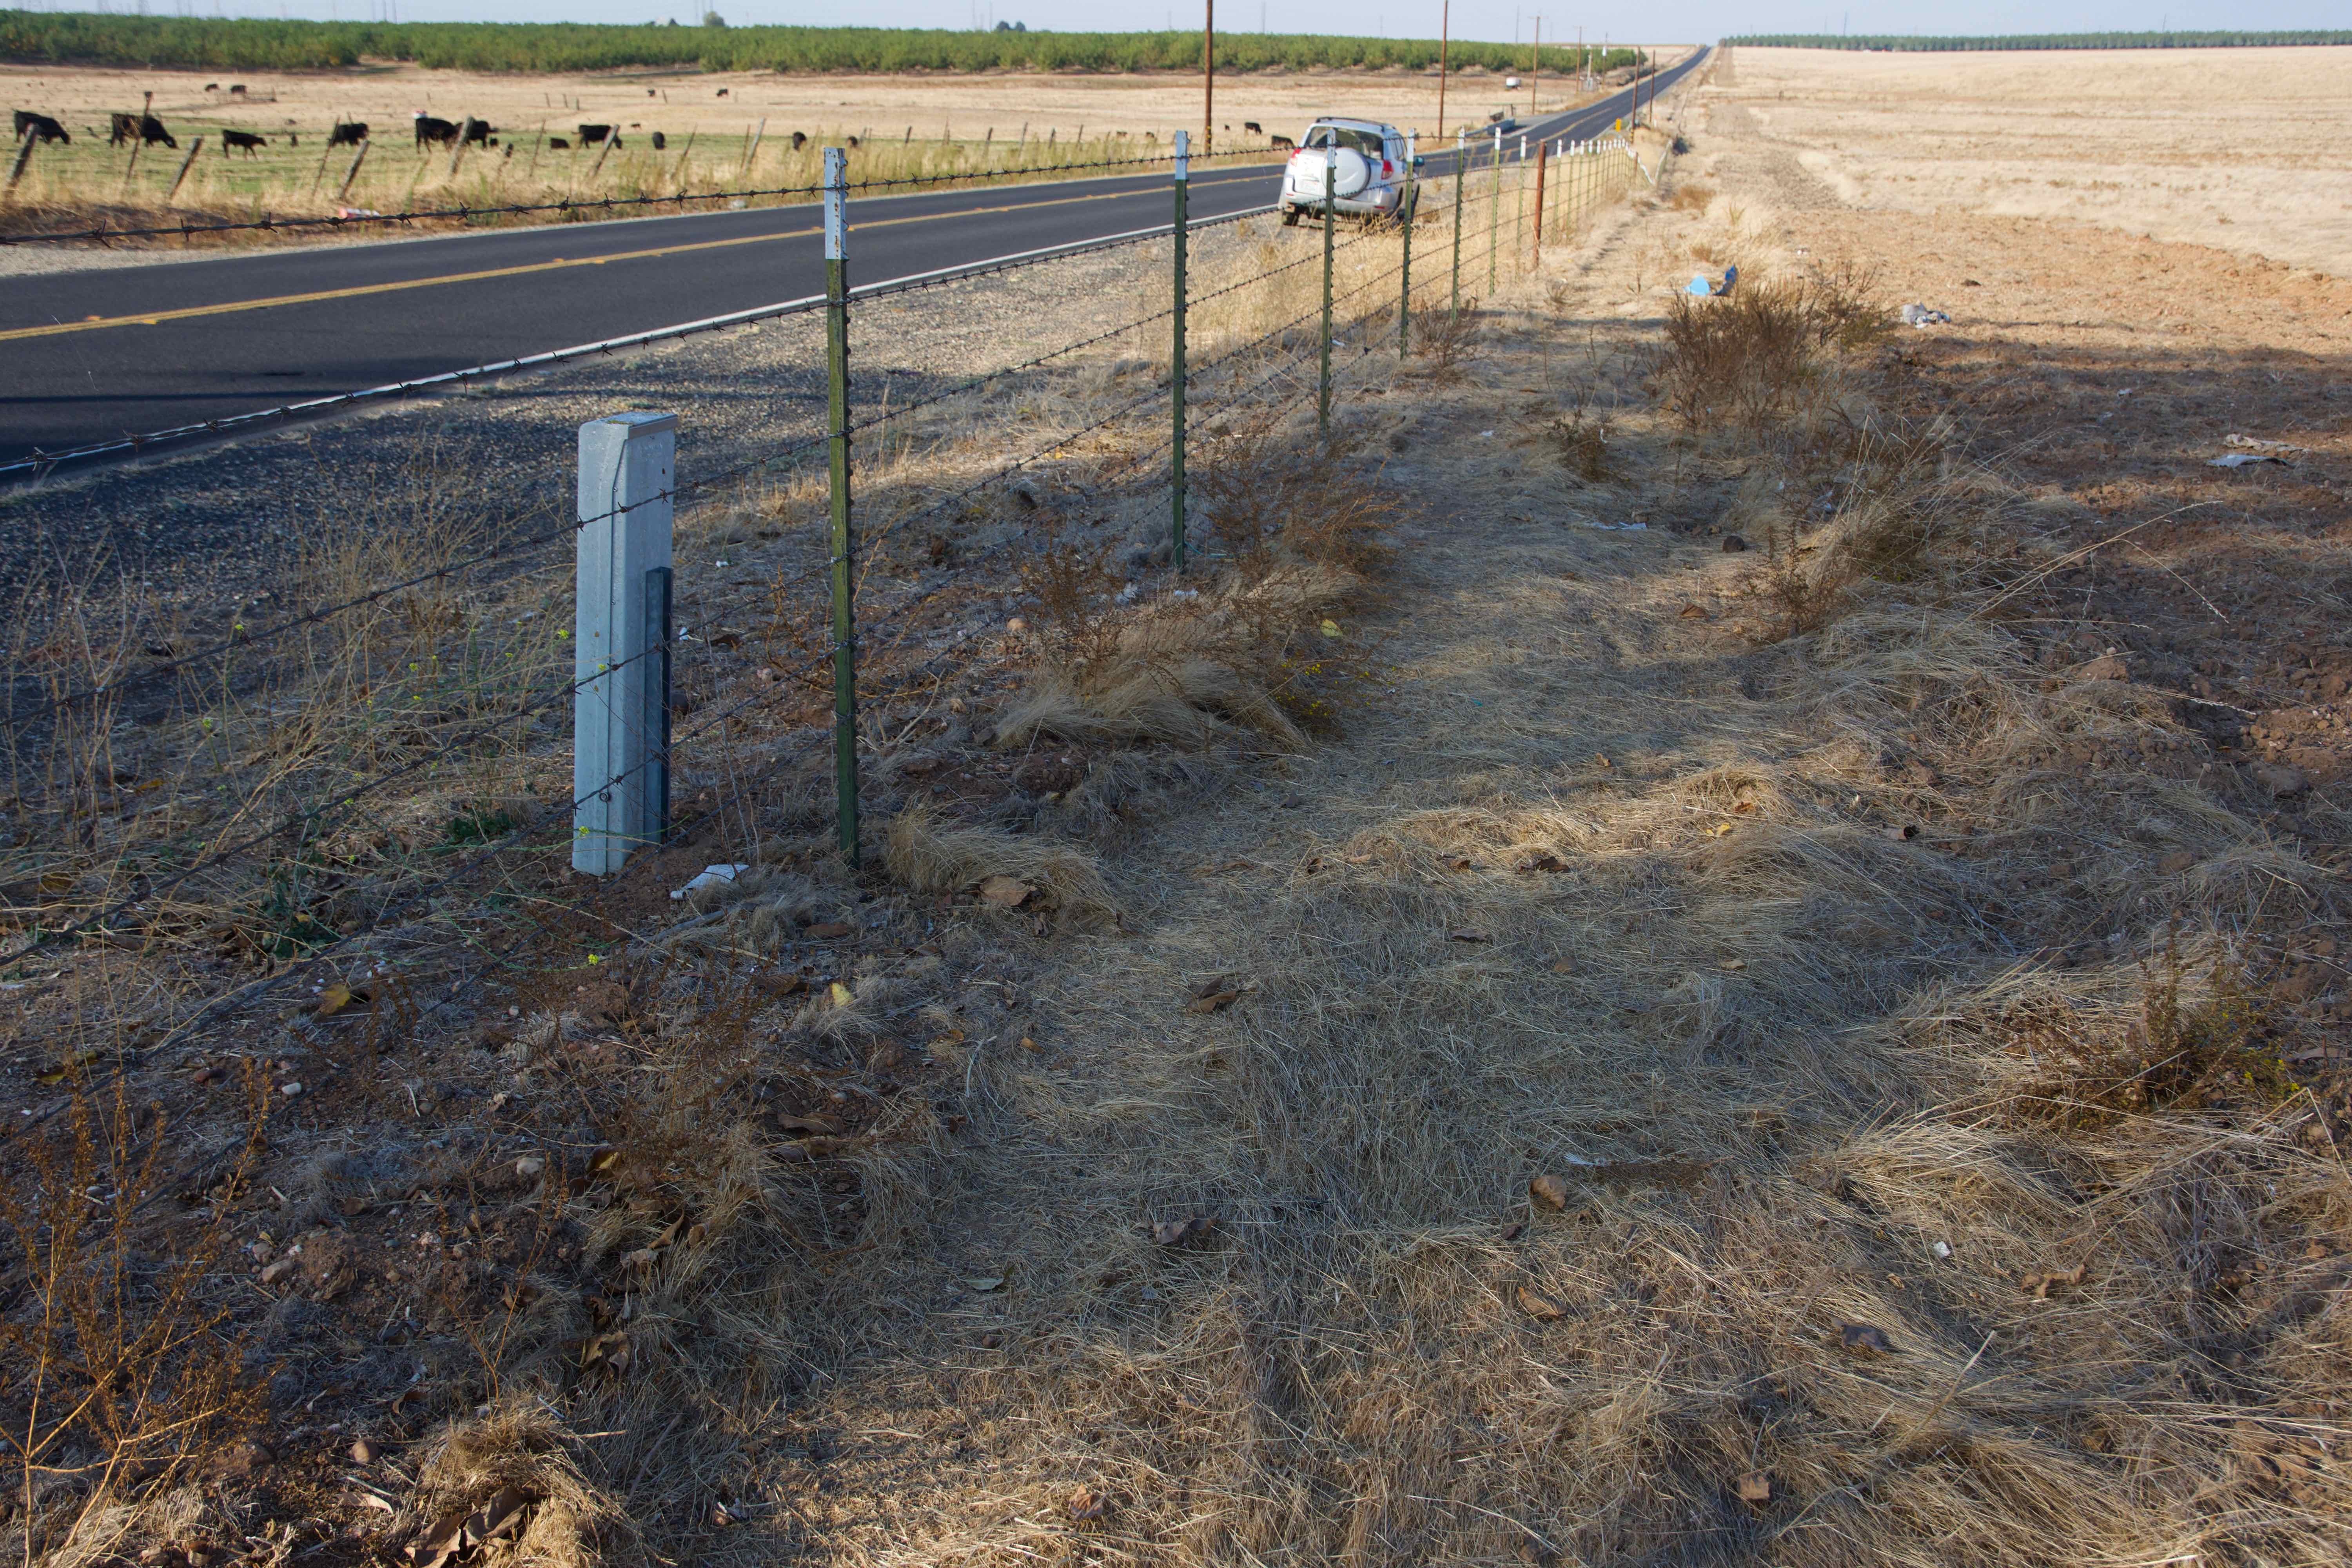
[1487,125,1501,295]
[1171,129,1189,573]
[1318,146,1335,437]
[822,146,858,865]
[1397,132,1414,359]
[1450,132,1465,317]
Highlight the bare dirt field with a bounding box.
[1708,44,2352,280]
[9,49,2352,1568]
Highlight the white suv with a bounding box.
[1279,118,1414,225]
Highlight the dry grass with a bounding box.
[78,76,2352,1568]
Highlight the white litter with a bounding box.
[1586,520,1648,531]
[2209,452,2285,468]
[2224,433,2308,454]
[1899,303,1950,327]
[670,864,751,901]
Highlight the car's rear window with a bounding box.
[1303,125,1386,159]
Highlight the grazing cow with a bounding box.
[459,116,493,146]
[220,129,268,158]
[13,111,70,145]
[412,113,460,149]
[547,136,570,150]
[108,112,176,148]
[789,130,808,151]
[576,123,614,145]
[327,121,368,148]
[715,87,729,97]
[203,83,220,92]
[1269,133,1295,151]
[846,135,860,148]
[1243,120,1262,134]
[646,88,656,97]
[229,84,246,96]
[650,130,666,150]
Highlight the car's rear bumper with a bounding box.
[1279,186,1401,216]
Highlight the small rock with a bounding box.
[1720,534,1748,553]
[259,1258,298,1285]
[2075,654,2131,683]
[278,1081,304,1098]
[350,1437,382,1465]
[514,1156,546,1180]
[1839,1322,1895,1356]
[2252,761,2309,798]
[1529,1174,1571,1210]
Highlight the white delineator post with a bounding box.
[573,410,677,877]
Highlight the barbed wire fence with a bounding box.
[0,122,1648,1060]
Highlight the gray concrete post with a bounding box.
[573,410,677,877]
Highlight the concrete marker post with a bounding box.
[572,410,677,877]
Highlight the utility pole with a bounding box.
[1203,0,1214,158]
[1529,16,1539,118]
[1435,0,1449,141]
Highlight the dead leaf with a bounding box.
[406,1512,468,1568]
[316,982,370,1018]
[409,1487,534,1566]
[1517,852,1569,873]
[1549,957,1575,975]
[1735,1471,1773,1505]
[827,981,854,1008]
[774,1113,843,1136]
[1187,973,1241,1000]
[34,1048,100,1085]
[1679,603,1709,619]
[1517,1285,1568,1321]
[579,1330,632,1377]
[777,1135,848,1161]
[804,921,855,940]
[1151,1216,1216,1247]
[1839,1322,1895,1356]
[1186,990,1241,1014]
[2021,1263,2087,1299]
[752,972,807,998]
[1706,821,1734,837]
[1067,1486,1109,1522]
[964,1274,1007,1292]
[1449,929,1493,943]
[977,875,1035,908]
[1528,1174,1571,1211]
[1019,1035,1041,1051]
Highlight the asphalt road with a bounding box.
[0,53,1702,469]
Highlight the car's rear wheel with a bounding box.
[1280,205,1300,227]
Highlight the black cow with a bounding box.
[220,129,268,157]
[1269,133,1295,151]
[203,82,220,92]
[547,136,571,150]
[13,111,70,145]
[715,87,729,97]
[413,113,460,149]
[789,130,808,150]
[460,116,493,146]
[228,84,246,96]
[107,112,176,149]
[1244,120,1263,134]
[327,121,368,148]
[650,130,666,150]
[576,123,614,145]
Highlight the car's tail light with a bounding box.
[1382,160,1393,177]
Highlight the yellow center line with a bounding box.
[0,174,1274,345]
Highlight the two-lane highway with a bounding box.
[0,51,1701,469]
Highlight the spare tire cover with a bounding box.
[1328,147,1373,197]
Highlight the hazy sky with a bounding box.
[27,0,2349,38]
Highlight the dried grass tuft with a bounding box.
[884,799,1116,922]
